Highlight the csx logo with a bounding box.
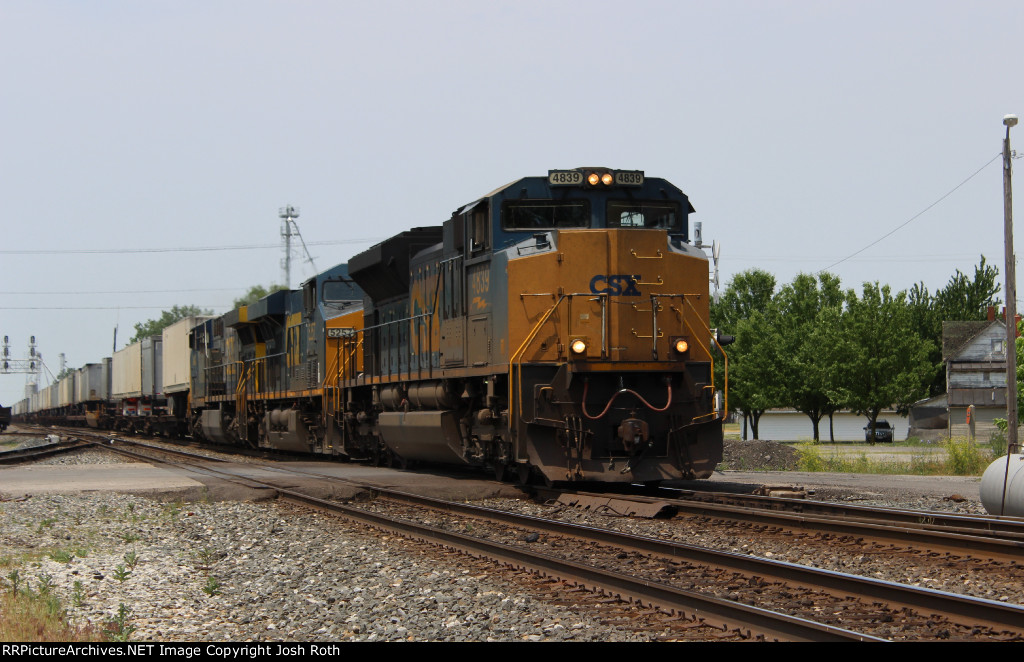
[589,274,641,296]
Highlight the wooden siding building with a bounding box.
[943,319,1009,440]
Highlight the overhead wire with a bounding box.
[817,152,1003,274]
[0,238,383,256]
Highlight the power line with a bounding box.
[0,288,244,295]
[0,238,383,256]
[0,306,225,311]
[818,152,1003,274]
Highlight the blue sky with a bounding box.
[1,0,1021,404]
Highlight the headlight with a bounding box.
[587,173,601,186]
[671,337,690,358]
[601,173,613,186]
[570,338,588,355]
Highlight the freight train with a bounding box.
[13,167,729,485]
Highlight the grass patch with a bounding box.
[0,587,104,642]
[794,438,992,476]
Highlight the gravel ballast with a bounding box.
[0,492,656,642]
[0,438,1014,642]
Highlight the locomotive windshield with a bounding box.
[502,200,590,230]
[608,201,682,231]
[322,279,360,303]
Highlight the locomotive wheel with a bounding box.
[515,463,532,486]
[493,462,508,482]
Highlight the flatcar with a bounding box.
[13,167,728,485]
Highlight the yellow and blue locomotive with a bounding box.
[338,167,726,484]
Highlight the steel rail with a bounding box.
[0,439,90,464]
[552,489,1024,562]
[661,487,1024,537]
[85,438,1023,638]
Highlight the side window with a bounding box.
[303,281,316,318]
[470,207,489,253]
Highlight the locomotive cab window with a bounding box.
[322,279,358,305]
[607,201,682,231]
[502,201,590,230]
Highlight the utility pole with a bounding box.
[1003,114,1018,460]
[279,205,318,290]
[280,205,299,290]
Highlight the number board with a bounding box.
[327,328,356,339]
[614,171,644,186]
[548,170,584,186]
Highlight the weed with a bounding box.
[71,580,85,608]
[943,438,989,475]
[123,550,139,570]
[202,576,221,597]
[49,549,74,564]
[194,547,218,573]
[162,499,184,519]
[36,517,57,533]
[36,573,54,595]
[103,603,136,642]
[122,532,140,544]
[6,569,21,594]
[795,443,826,472]
[112,564,131,584]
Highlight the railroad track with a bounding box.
[56,434,1024,642]
[546,489,1024,563]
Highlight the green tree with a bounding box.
[908,256,1001,397]
[823,283,935,443]
[232,284,287,309]
[934,255,1001,322]
[774,273,844,441]
[730,309,783,439]
[711,269,777,332]
[130,305,213,343]
[711,270,778,439]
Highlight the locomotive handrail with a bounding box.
[680,295,729,420]
[509,294,567,431]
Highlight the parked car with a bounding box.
[864,419,894,443]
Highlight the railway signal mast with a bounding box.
[1,335,45,399]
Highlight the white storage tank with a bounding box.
[981,453,1024,517]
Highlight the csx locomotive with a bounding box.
[15,168,727,485]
